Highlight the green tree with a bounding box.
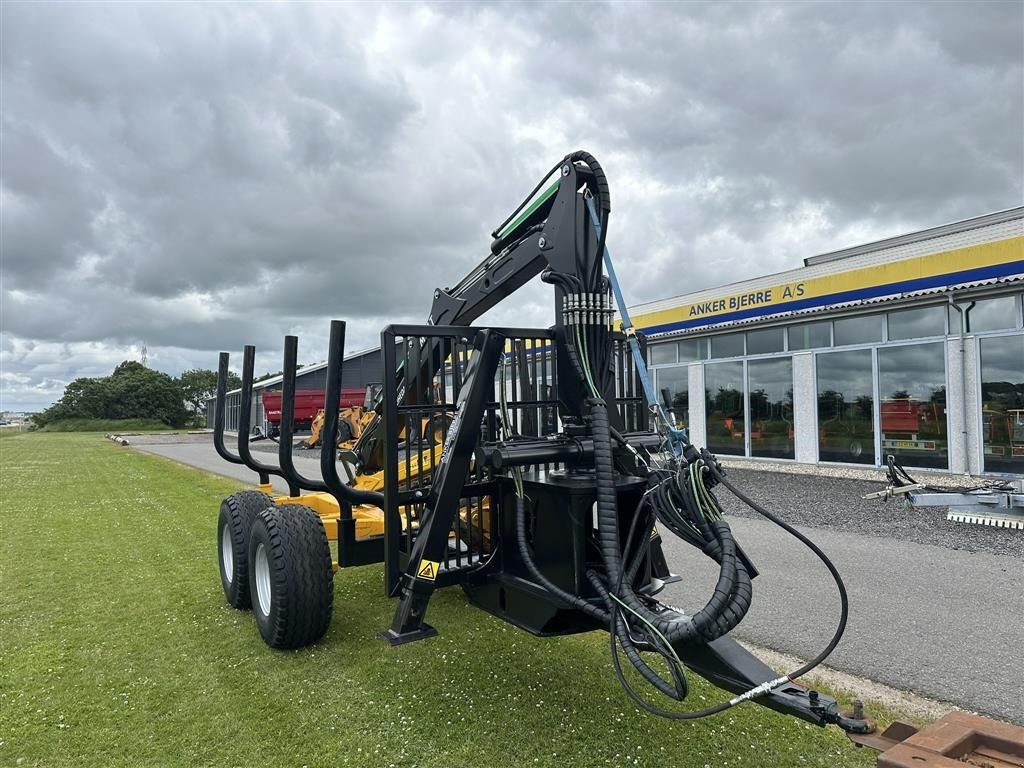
[178,368,241,415]
[33,361,190,428]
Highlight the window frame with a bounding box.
[974,328,1024,475]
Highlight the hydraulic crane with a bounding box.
[213,151,874,734]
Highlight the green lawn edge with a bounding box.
[1,432,903,767]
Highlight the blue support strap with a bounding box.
[584,196,689,455]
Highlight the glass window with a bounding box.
[705,361,745,455]
[816,349,874,464]
[678,337,708,362]
[948,304,962,335]
[968,296,1018,333]
[979,334,1024,474]
[878,342,948,469]
[788,321,831,351]
[834,314,883,346]
[656,366,689,428]
[709,333,744,359]
[748,358,793,459]
[888,306,945,341]
[649,342,677,366]
[746,327,785,355]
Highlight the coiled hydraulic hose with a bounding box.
[707,459,849,682]
[589,399,751,645]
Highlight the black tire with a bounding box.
[217,490,275,609]
[248,504,334,649]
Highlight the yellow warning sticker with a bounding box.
[417,559,441,581]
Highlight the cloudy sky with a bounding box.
[2,2,1021,412]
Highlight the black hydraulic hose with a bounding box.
[565,151,609,292]
[515,484,689,704]
[590,399,749,644]
[514,495,606,623]
[708,461,849,682]
[566,150,610,214]
[603,496,690,701]
[589,571,688,701]
[608,637,734,720]
[542,271,591,397]
[612,457,849,721]
[491,159,564,239]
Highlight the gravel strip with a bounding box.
[121,432,214,445]
[738,641,960,723]
[711,467,1024,558]
[719,455,1012,488]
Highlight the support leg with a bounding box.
[382,330,505,645]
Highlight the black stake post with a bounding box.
[383,329,505,645]
[237,345,299,497]
[213,351,261,477]
[319,321,387,568]
[320,320,385,511]
[278,336,329,493]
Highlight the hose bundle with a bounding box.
[505,151,849,720]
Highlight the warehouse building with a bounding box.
[205,345,386,434]
[631,207,1023,476]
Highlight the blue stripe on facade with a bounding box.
[642,260,1024,337]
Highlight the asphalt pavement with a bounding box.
[131,434,1024,721]
[130,433,325,493]
[658,516,1023,721]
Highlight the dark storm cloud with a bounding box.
[1,1,1021,410]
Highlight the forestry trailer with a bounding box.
[212,151,875,733]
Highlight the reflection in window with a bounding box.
[980,334,1024,474]
[968,296,1018,333]
[789,321,831,350]
[816,349,874,464]
[678,337,708,362]
[710,333,744,359]
[888,306,945,341]
[748,358,793,459]
[746,328,784,355]
[649,342,677,366]
[834,314,883,346]
[705,361,745,455]
[878,342,947,469]
[656,366,689,428]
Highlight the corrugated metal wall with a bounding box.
[205,346,386,431]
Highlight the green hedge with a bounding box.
[34,418,175,433]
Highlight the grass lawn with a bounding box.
[1,432,896,767]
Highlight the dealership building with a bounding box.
[211,207,1022,477]
[631,206,1023,476]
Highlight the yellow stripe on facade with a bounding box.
[630,236,1024,331]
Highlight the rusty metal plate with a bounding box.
[875,712,1024,768]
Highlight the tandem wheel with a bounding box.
[248,504,334,649]
[217,490,275,609]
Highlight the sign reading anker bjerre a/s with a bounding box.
[630,236,1024,336]
[688,283,806,319]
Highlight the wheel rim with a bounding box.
[220,523,234,583]
[254,542,272,616]
[849,440,863,458]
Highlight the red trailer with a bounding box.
[881,398,944,452]
[261,388,367,433]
